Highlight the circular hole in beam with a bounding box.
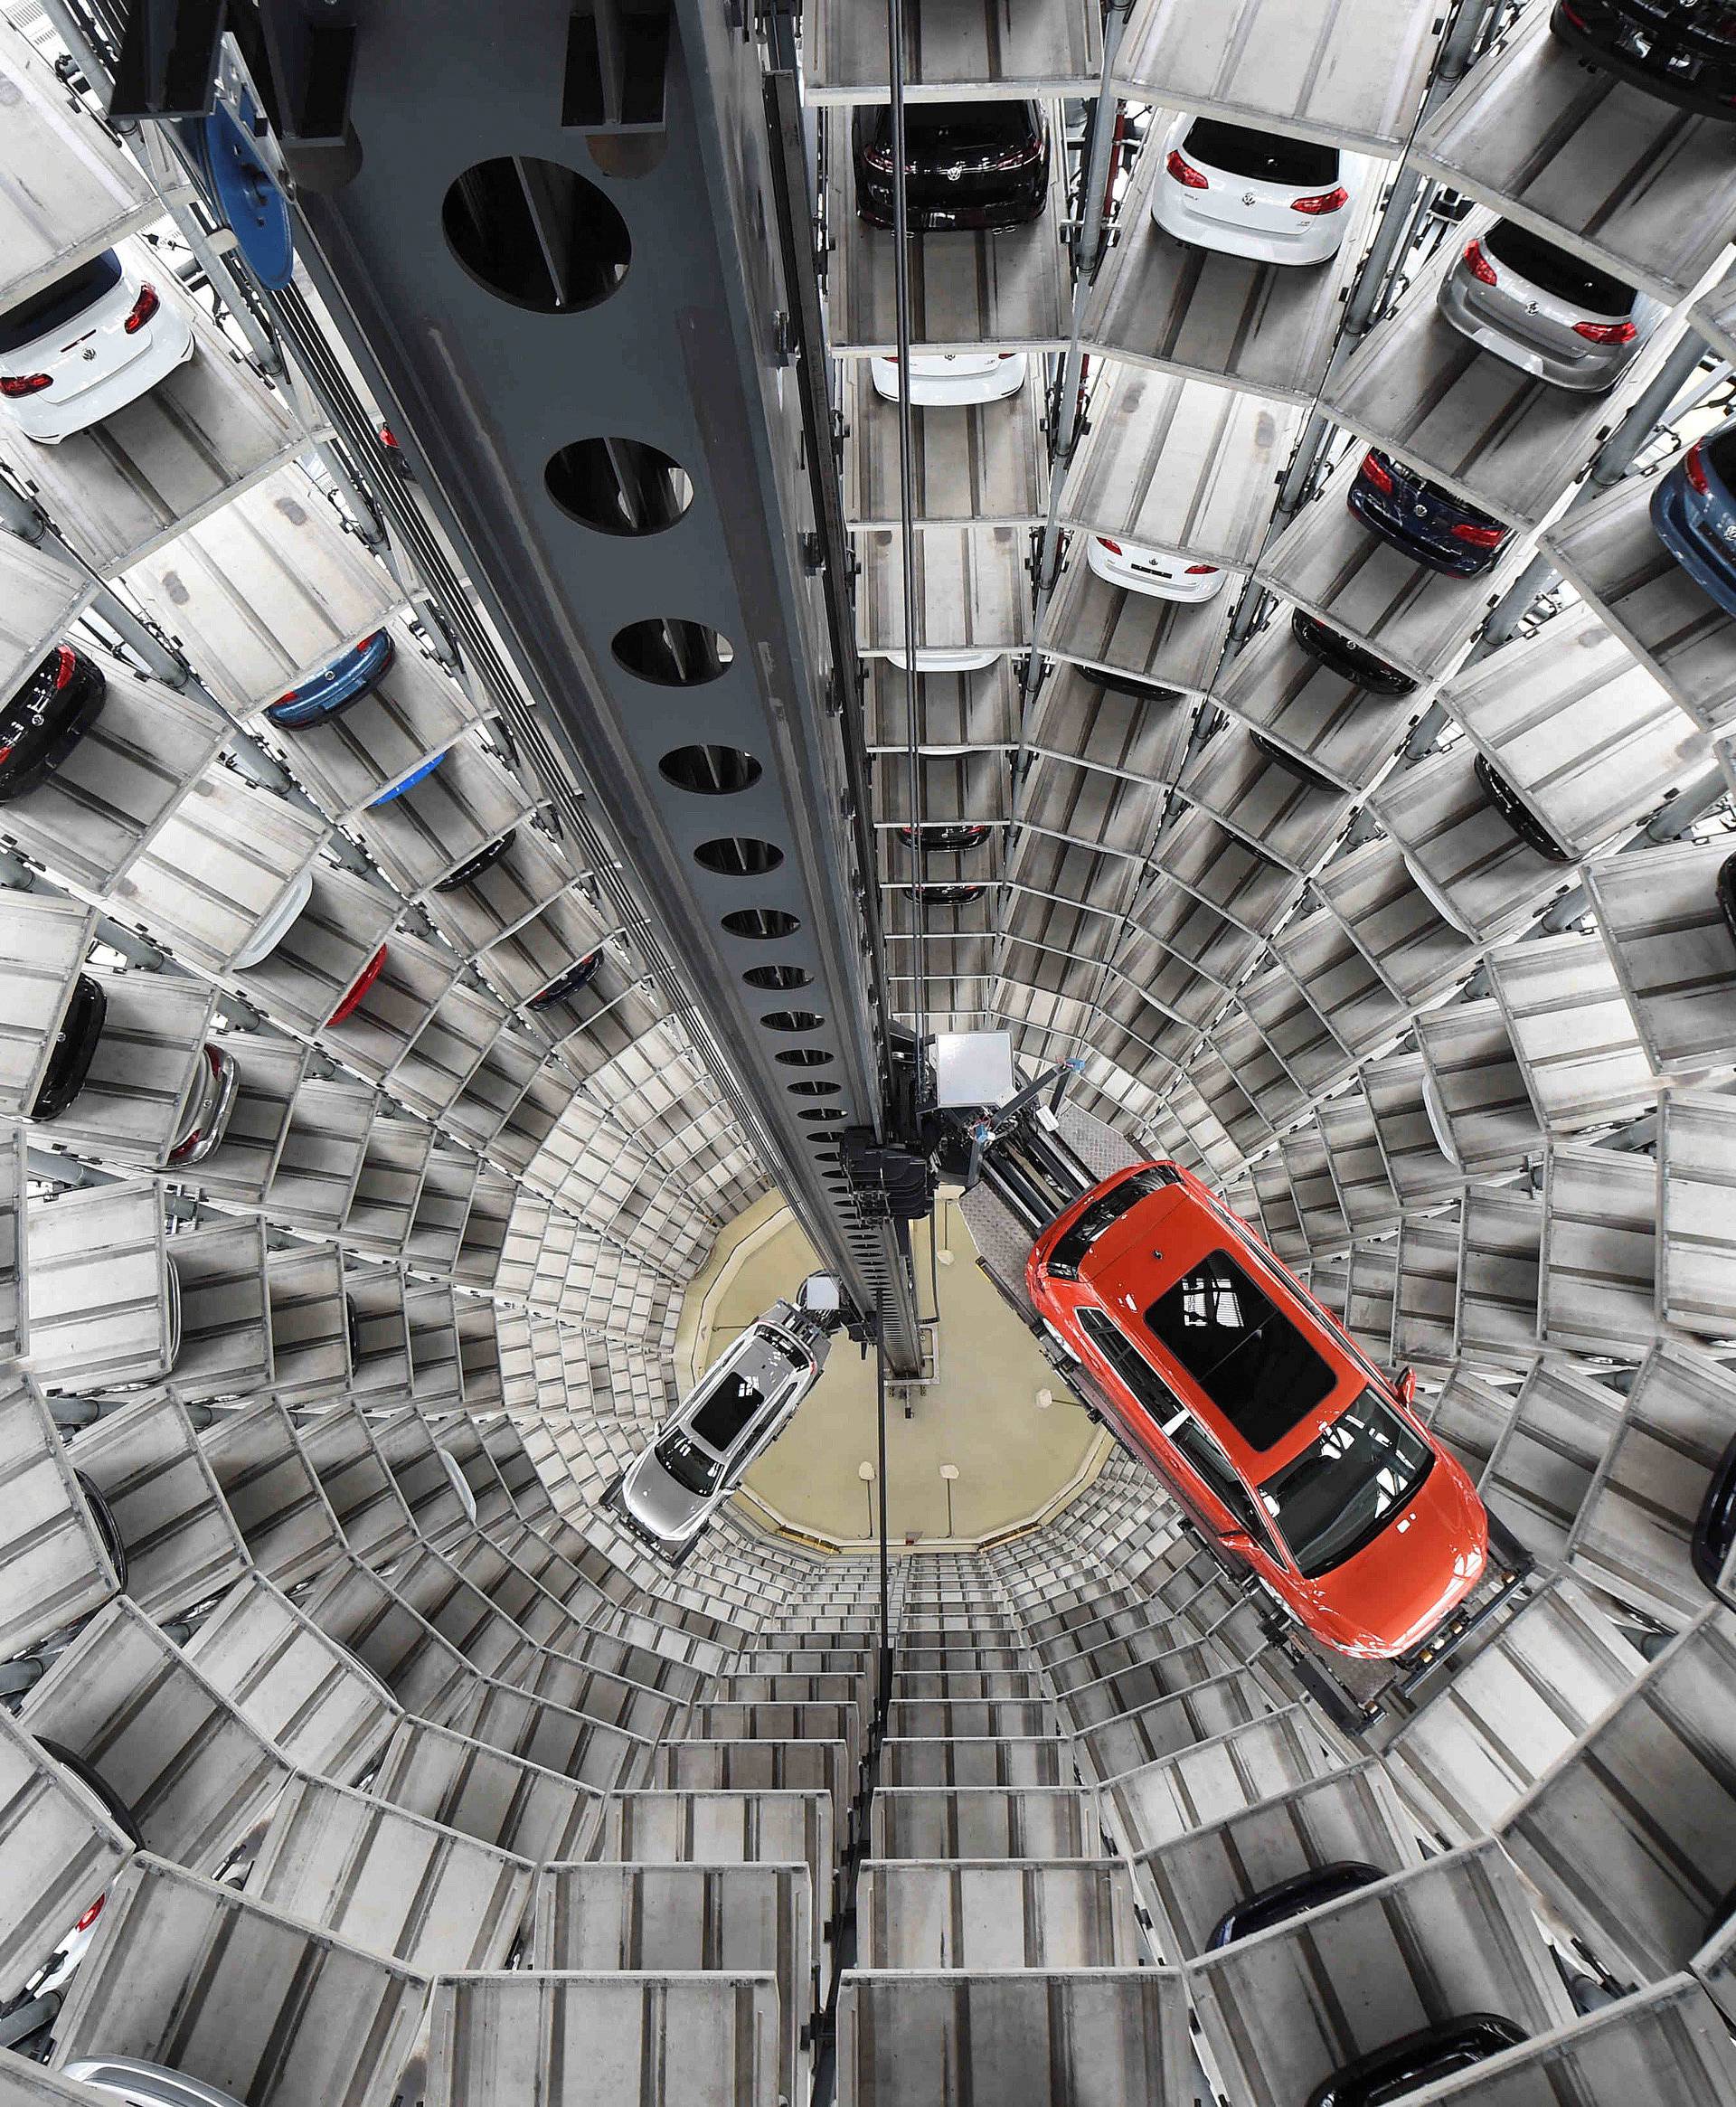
[775,1048,833,1067]
[659,744,762,795]
[545,438,693,535]
[722,907,799,940]
[760,1008,825,1032]
[788,1080,842,1097]
[612,618,735,685]
[442,157,629,311]
[695,836,783,877]
[743,962,811,989]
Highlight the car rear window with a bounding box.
[1704,421,1736,489]
[1146,1248,1336,1450]
[1048,1168,1172,1277]
[1482,221,1636,317]
[0,250,123,354]
[1182,118,1339,187]
[862,100,1041,156]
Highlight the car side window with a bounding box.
[1168,1416,1277,1553]
[1077,1307,1185,1423]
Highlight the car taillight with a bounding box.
[379,423,399,449]
[123,284,160,335]
[1463,239,1497,286]
[53,646,78,690]
[1184,563,1218,575]
[75,1896,104,1934]
[1165,149,1208,190]
[1290,185,1349,215]
[1684,442,1711,496]
[863,143,894,171]
[1096,536,1123,554]
[1449,521,1505,546]
[1559,1,1587,22]
[1572,317,1637,344]
[1359,449,1394,495]
[0,373,52,397]
[997,352,1017,360]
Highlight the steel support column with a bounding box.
[261,0,923,1369]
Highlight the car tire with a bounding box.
[33,1736,144,1847]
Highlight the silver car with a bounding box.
[1438,219,1665,392]
[611,1276,839,1560]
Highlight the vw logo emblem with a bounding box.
[1412,504,1428,518]
[1241,191,1257,206]
[1526,300,1539,315]
[81,347,96,361]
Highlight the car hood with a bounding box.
[1290,1447,1488,1659]
[620,1451,710,1540]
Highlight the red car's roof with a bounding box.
[1063,1174,1369,1483]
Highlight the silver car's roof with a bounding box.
[61,2062,250,2107]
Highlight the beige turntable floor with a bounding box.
[675,1190,1109,1548]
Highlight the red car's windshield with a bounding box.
[1258,1391,1433,1578]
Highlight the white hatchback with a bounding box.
[870,350,1030,406]
[1151,114,1362,269]
[0,245,194,442]
[1085,533,1226,603]
[612,1276,840,1560]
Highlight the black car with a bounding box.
[1250,730,1342,796]
[435,827,518,893]
[1347,449,1511,578]
[74,1471,128,1592]
[0,645,106,804]
[31,973,107,1122]
[1474,753,1574,863]
[1694,1432,1736,1602]
[1206,1861,1385,1950]
[1290,609,1418,695]
[1307,2015,1529,2106]
[854,100,1050,231]
[896,822,992,853]
[1718,852,1736,950]
[1551,0,1736,121]
[528,950,603,1010]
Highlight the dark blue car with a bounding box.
[366,750,444,808]
[265,628,395,729]
[1346,448,1511,578]
[1651,420,1736,621]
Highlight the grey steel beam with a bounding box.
[237,0,921,1368]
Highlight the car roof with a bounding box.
[1076,1181,1363,1479]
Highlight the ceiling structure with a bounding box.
[0,0,1731,2102]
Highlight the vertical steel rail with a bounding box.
[887,0,928,1094]
[875,1292,892,1733]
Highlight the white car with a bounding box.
[0,247,194,442]
[882,647,1003,671]
[231,865,314,971]
[869,351,1029,406]
[610,1275,841,1560]
[1085,534,1226,603]
[1151,114,1362,269]
[62,2064,248,2107]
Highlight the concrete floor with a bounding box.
[675,1191,1109,1549]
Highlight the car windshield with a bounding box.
[1482,221,1636,316]
[687,1366,768,1455]
[864,100,1041,157]
[653,1431,722,1497]
[0,251,123,354]
[1146,1248,1336,1450]
[1182,118,1338,186]
[1258,1390,1434,1577]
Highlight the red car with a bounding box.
[1026,1160,1487,1658]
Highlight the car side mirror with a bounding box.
[1395,1366,1418,1409]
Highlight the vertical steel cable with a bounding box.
[888,0,928,1089]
